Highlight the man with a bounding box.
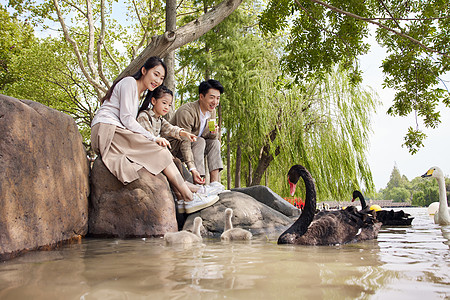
[169,79,225,193]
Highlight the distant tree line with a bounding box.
[375,165,450,207]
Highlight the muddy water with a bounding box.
[0,208,449,299]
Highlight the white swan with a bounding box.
[164,216,203,244]
[421,167,450,225]
[427,202,440,215]
[220,208,252,241]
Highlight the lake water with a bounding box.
[0,207,449,299]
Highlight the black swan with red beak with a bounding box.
[352,190,414,226]
[278,165,382,245]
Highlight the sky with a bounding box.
[359,38,450,191]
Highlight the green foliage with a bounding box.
[260,0,450,154]
[386,165,410,190]
[177,1,378,200]
[1,0,148,142]
[260,0,371,82]
[1,37,98,142]
[403,127,427,155]
[378,1,450,144]
[0,6,35,89]
[411,177,439,207]
[384,187,411,202]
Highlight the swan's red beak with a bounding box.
[351,198,355,202]
[288,179,296,196]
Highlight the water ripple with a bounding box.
[0,208,449,299]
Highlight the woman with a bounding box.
[91,57,219,213]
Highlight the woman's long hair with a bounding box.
[100,56,167,104]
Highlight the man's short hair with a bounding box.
[199,79,224,96]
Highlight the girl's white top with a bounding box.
[91,77,156,141]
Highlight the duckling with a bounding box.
[220,208,252,241]
[164,216,202,244]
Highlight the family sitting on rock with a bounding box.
[91,56,225,215]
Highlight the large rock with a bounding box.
[0,95,89,260]
[232,185,300,217]
[182,191,293,237]
[89,158,178,237]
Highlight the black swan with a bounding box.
[164,216,202,244]
[220,208,252,241]
[352,190,414,226]
[277,165,382,245]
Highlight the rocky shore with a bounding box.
[0,95,299,260]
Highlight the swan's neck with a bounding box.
[359,196,367,209]
[225,214,233,231]
[436,176,449,214]
[289,171,316,235]
[193,221,201,237]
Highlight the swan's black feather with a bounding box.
[278,165,382,245]
[352,190,414,226]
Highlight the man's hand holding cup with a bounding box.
[208,119,218,133]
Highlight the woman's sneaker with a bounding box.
[184,193,220,214]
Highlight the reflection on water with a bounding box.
[0,208,449,299]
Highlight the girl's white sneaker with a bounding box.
[184,193,220,214]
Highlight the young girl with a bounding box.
[91,56,217,213]
[137,85,220,213]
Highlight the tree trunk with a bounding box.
[226,130,231,189]
[164,0,176,91]
[251,124,281,186]
[251,144,279,186]
[247,159,252,187]
[163,0,176,120]
[217,104,222,142]
[203,0,211,81]
[116,0,243,82]
[235,144,241,188]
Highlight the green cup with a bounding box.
[208,119,216,132]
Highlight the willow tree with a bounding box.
[267,68,378,199]
[174,1,377,199]
[260,0,450,154]
[217,38,280,188]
